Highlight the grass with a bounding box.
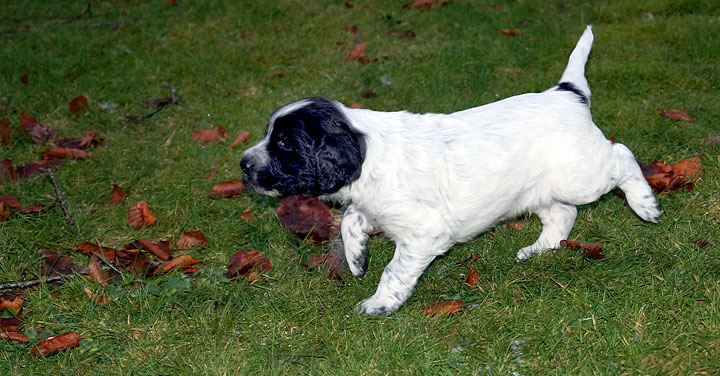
[1,0,719,374]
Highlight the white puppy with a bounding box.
[240,26,662,316]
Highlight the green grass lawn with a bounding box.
[2,0,719,374]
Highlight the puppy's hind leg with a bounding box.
[515,202,577,262]
[342,205,374,278]
[613,144,663,223]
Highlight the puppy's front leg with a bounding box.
[341,205,373,278]
[356,243,435,316]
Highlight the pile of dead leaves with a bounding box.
[638,156,701,194]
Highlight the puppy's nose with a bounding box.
[240,158,252,174]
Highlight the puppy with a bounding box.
[240,26,662,316]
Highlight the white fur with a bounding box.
[246,27,662,315]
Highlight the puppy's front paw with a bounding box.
[347,254,367,279]
[515,246,538,262]
[355,294,401,316]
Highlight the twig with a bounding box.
[0,272,86,291]
[125,83,178,123]
[46,168,81,239]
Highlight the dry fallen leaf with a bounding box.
[409,0,450,9]
[660,109,694,122]
[159,255,199,274]
[276,195,340,243]
[15,158,63,179]
[0,117,10,145]
[425,301,465,317]
[87,255,109,286]
[19,112,55,144]
[638,157,701,194]
[347,43,369,63]
[1,317,23,332]
[506,221,523,231]
[173,230,207,249]
[465,265,479,288]
[69,95,88,114]
[208,180,245,198]
[501,29,523,36]
[0,195,44,213]
[128,201,157,229]
[75,242,117,262]
[1,331,29,343]
[40,249,88,277]
[226,250,272,279]
[0,202,10,222]
[136,239,172,261]
[42,146,91,160]
[0,159,17,183]
[240,206,253,222]
[192,126,227,145]
[31,332,83,357]
[20,73,29,85]
[228,131,252,149]
[109,184,125,205]
[0,293,24,313]
[57,130,104,150]
[345,22,357,33]
[560,239,605,259]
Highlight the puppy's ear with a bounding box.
[314,124,365,194]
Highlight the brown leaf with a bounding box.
[240,206,253,222]
[167,0,176,6]
[226,250,272,279]
[83,286,111,304]
[159,255,199,274]
[1,332,29,343]
[0,117,10,145]
[345,22,357,33]
[208,180,245,198]
[347,43,369,63]
[20,73,29,85]
[638,157,701,194]
[69,95,88,114]
[75,242,116,262]
[660,109,694,122]
[465,265,479,288]
[0,195,44,213]
[228,131,252,149]
[506,221,523,231]
[40,249,88,277]
[136,239,172,261]
[560,239,605,259]
[0,294,23,313]
[31,332,83,357]
[1,317,23,332]
[87,255,108,285]
[15,158,63,179]
[192,126,227,145]
[127,201,157,229]
[0,202,10,222]
[672,156,701,178]
[42,146,91,160]
[424,301,464,317]
[501,29,523,36]
[19,112,55,144]
[409,0,450,9]
[57,130,104,150]
[0,158,17,183]
[109,184,125,205]
[173,230,207,249]
[276,195,339,243]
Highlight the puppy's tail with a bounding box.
[555,25,594,106]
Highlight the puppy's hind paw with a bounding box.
[515,246,538,262]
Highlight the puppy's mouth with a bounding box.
[242,172,281,197]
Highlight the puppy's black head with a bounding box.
[240,97,366,197]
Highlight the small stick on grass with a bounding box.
[46,168,81,239]
[0,272,89,291]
